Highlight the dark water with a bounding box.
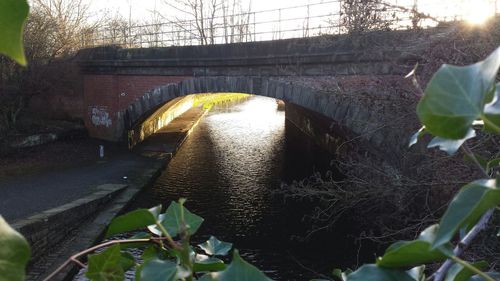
[127,96,376,280]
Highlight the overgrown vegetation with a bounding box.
[339,0,392,33]
[42,200,273,281]
[0,0,96,139]
[280,47,500,280]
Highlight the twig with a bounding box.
[405,63,425,97]
[461,143,489,177]
[70,257,86,269]
[432,209,495,281]
[431,143,496,280]
[155,221,182,250]
[288,252,332,280]
[450,255,496,281]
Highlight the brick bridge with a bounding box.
[78,28,438,159]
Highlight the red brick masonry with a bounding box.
[83,75,189,140]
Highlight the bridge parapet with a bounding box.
[78,27,444,77]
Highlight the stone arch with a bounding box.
[122,76,400,161]
[124,76,339,130]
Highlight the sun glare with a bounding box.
[464,1,495,25]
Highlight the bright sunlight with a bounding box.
[463,0,496,25]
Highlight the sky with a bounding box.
[88,0,498,24]
[83,0,498,44]
[89,0,311,21]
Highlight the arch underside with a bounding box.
[125,77,338,128]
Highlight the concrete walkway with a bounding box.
[0,151,159,222]
[0,106,207,223]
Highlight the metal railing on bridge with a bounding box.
[81,0,500,48]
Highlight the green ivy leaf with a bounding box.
[142,246,159,262]
[466,272,500,281]
[0,216,30,281]
[433,179,500,248]
[193,254,226,272]
[119,252,135,272]
[106,206,161,237]
[0,0,29,66]
[377,225,451,268]
[198,236,233,256]
[136,258,178,281]
[346,264,415,281]
[427,129,476,155]
[85,245,124,281]
[444,261,488,281]
[198,250,273,281]
[483,83,500,133]
[416,47,500,139]
[149,201,204,237]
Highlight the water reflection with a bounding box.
[202,97,285,233]
[126,95,344,280]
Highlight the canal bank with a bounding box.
[19,104,210,281]
[132,106,208,160]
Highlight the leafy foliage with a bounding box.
[193,255,226,272]
[106,206,161,237]
[103,201,272,281]
[345,47,500,281]
[432,179,500,248]
[416,47,500,139]
[345,264,415,281]
[444,261,488,281]
[136,259,178,281]
[198,236,233,256]
[148,201,204,237]
[0,217,30,281]
[376,225,451,268]
[427,129,476,155]
[0,0,29,65]
[86,244,132,281]
[198,251,273,281]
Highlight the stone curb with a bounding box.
[14,184,127,264]
[28,162,166,281]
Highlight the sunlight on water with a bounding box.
[203,96,285,230]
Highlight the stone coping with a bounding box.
[13,184,127,267]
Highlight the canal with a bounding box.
[124,96,376,280]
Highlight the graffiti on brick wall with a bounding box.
[89,106,112,127]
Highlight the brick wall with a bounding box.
[83,75,188,140]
